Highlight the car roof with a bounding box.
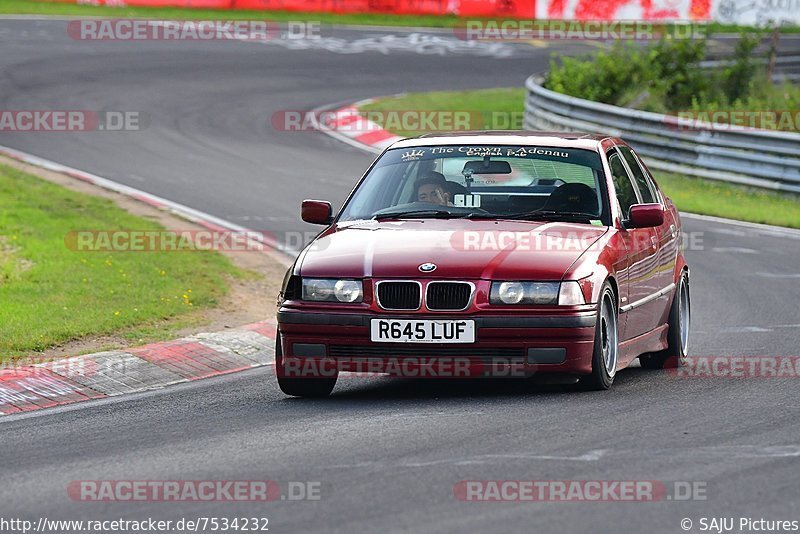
[389,131,611,151]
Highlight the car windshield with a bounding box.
[337,144,609,224]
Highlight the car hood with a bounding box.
[298,219,608,280]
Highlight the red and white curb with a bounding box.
[0,144,288,416]
[314,98,404,154]
[0,320,277,415]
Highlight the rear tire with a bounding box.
[275,336,337,398]
[639,271,690,369]
[581,284,618,391]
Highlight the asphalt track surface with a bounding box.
[1,18,800,533]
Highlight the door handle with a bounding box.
[669,224,676,238]
[650,236,658,250]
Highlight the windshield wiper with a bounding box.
[373,209,455,221]
[505,210,598,222]
[460,212,499,219]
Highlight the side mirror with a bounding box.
[302,199,333,225]
[627,203,664,228]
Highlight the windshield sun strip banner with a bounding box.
[376,145,603,170]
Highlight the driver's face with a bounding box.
[417,184,449,205]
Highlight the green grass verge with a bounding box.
[360,88,525,138]
[359,87,800,229]
[0,163,241,360]
[3,1,799,33]
[653,172,800,228]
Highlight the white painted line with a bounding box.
[755,272,800,278]
[323,449,607,469]
[678,212,800,237]
[719,326,772,333]
[711,247,759,254]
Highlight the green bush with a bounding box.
[720,32,761,103]
[544,33,800,130]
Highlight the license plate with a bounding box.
[370,319,475,343]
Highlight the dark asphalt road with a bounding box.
[0,19,583,251]
[1,17,799,534]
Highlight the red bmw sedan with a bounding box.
[276,132,690,396]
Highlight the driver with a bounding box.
[414,172,452,206]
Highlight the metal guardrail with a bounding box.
[524,74,800,193]
[700,55,800,82]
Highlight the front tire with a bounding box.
[275,336,337,398]
[639,271,690,369]
[581,284,619,390]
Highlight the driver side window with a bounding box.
[608,151,639,220]
[619,146,657,204]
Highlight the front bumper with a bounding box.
[277,309,597,378]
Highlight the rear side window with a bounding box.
[619,146,656,204]
[608,151,638,218]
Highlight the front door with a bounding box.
[608,149,661,341]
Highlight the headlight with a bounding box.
[490,282,560,305]
[334,280,362,303]
[302,278,363,303]
[558,281,586,306]
[494,282,525,304]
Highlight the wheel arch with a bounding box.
[674,248,689,285]
[604,275,619,309]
